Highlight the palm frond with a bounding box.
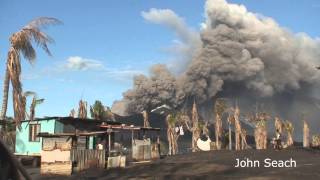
[10,32,36,62]
[15,17,62,60]
[35,98,44,105]
[23,28,53,56]
[24,17,62,29]
[23,91,36,97]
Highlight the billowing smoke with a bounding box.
[141,8,201,73]
[112,0,320,140]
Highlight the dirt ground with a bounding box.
[31,147,320,180]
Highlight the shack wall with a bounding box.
[15,120,57,156]
[41,137,73,175]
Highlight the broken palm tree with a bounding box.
[234,106,242,150]
[303,120,310,148]
[69,108,76,117]
[250,111,269,150]
[284,120,294,147]
[227,112,234,150]
[29,93,44,121]
[202,121,210,138]
[183,101,201,152]
[166,113,186,155]
[166,114,175,155]
[214,99,226,150]
[274,117,283,135]
[142,110,151,127]
[191,101,201,152]
[311,134,320,148]
[78,100,88,119]
[241,129,248,150]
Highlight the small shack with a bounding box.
[39,131,114,175]
[99,124,161,162]
[15,116,120,166]
[15,116,161,175]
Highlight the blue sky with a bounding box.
[0,0,319,117]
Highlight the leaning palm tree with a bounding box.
[0,17,61,126]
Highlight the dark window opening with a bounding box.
[29,124,40,142]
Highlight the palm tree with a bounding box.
[191,100,200,152]
[284,120,294,146]
[90,100,115,121]
[0,17,61,126]
[78,100,88,119]
[214,99,226,150]
[234,105,242,150]
[90,100,106,120]
[69,108,76,117]
[303,120,310,148]
[23,91,44,121]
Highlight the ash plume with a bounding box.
[112,0,320,140]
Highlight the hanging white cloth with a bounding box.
[197,137,211,151]
[179,126,184,136]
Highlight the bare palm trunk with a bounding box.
[241,129,248,150]
[255,124,267,149]
[234,106,241,150]
[287,132,293,146]
[254,126,262,149]
[143,110,150,128]
[78,100,87,118]
[166,114,179,155]
[227,114,233,150]
[229,123,232,150]
[166,115,173,155]
[303,120,310,148]
[0,65,10,122]
[274,117,282,134]
[191,101,200,152]
[215,114,222,150]
[167,127,173,155]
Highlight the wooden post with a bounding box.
[107,129,112,157]
[157,132,160,156]
[131,129,134,143]
[108,133,111,156]
[229,123,232,150]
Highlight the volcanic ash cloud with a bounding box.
[112,0,320,115]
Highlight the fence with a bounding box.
[71,149,105,172]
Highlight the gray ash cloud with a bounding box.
[112,0,320,136]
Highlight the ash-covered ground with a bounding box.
[31,147,320,180]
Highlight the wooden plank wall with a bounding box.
[42,137,72,151]
[71,149,105,172]
[132,139,152,161]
